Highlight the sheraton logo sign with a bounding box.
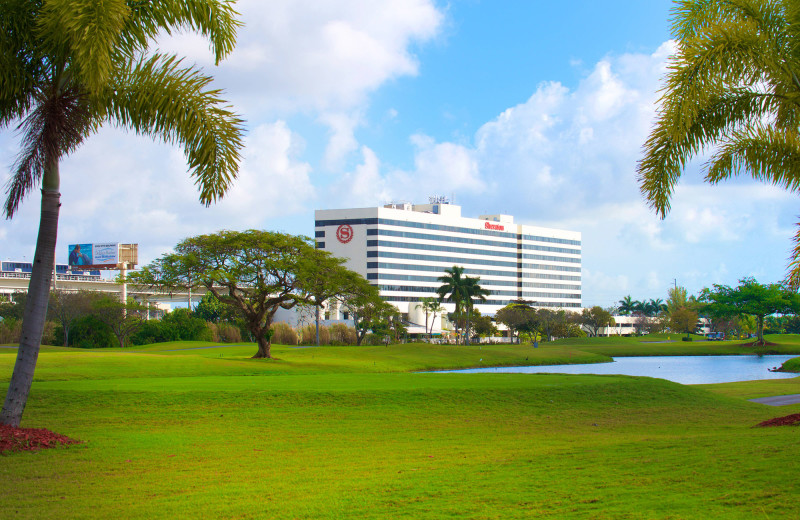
[336,224,354,244]
[484,221,504,231]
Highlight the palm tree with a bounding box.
[617,295,638,315]
[461,276,490,345]
[646,298,668,317]
[419,297,445,338]
[1,1,243,427]
[430,300,445,337]
[437,266,468,341]
[637,0,800,286]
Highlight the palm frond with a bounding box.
[0,0,42,127]
[123,0,241,64]
[38,0,130,95]
[672,0,785,41]
[104,53,243,205]
[705,124,800,189]
[638,89,781,217]
[667,21,783,125]
[4,85,95,217]
[785,220,800,290]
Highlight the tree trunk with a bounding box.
[757,315,765,346]
[1,189,61,427]
[252,334,272,358]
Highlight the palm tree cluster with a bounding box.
[637,0,800,286]
[436,266,490,344]
[616,296,668,317]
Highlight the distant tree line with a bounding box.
[614,278,800,345]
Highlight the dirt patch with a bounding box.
[756,413,800,427]
[0,424,81,454]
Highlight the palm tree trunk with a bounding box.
[1,187,61,427]
[465,306,471,345]
[315,303,320,347]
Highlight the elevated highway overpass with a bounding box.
[0,271,205,305]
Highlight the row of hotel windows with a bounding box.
[376,285,581,300]
[366,262,581,282]
[315,218,581,246]
[367,240,581,264]
[381,295,582,308]
[366,228,581,255]
[369,251,582,273]
[368,273,581,291]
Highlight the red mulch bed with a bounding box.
[0,424,81,454]
[756,413,800,427]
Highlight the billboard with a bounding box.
[68,243,119,269]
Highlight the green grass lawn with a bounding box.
[1,337,799,519]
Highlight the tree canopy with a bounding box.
[495,301,539,344]
[340,283,401,346]
[579,306,615,338]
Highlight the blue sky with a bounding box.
[2,0,797,308]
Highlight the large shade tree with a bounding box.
[132,231,354,359]
[699,277,800,345]
[0,0,243,427]
[495,300,539,344]
[637,0,800,286]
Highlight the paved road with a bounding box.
[749,394,800,406]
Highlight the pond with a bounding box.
[437,355,800,385]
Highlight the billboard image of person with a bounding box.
[68,244,93,266]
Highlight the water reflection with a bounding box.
[438,355,799,385]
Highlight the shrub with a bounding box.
[64,314,116,348]
[271,322,298,345]
[363,333,390,346]
[208,322,242,343]
[299,324,329,345]
[128,309,212,346]
[161,309,212,342]
[329,323,357,345]
[0,318,21,344]
[41,321,57,346]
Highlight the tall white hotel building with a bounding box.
[315,199,581,329]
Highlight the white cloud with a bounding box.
[328,146,391,208]
[319,112,362,171]
[160,0,443,115]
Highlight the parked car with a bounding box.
[706,331,724,341]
